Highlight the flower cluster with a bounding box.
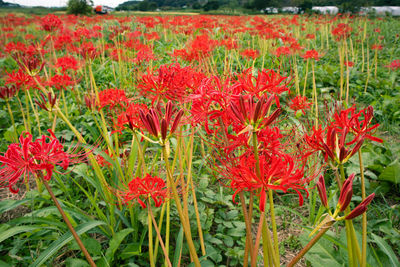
[0,130,86,193]
[119,174,168,208]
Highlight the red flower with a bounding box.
[302,49,320,61]
[289,96,311,114]
[371,44,383,50]
[332,23,352,41]
[56,56,79,72]
[235,68,290,95]
[119,174,168,208]
[97,88,129,111]
[221,152,309,212]
[0,130,86,193]
[385,59,400,70]
[114,102,148,132]
[40,14,63,32]
[241,49,259,60]
[332,105,383,144]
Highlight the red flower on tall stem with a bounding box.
[0,130,87,193]
[119,174,168,208]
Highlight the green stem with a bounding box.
[148,206,155,267]
[6,100,18,141]
[162,145,200,267]
[148,203,172,267]
[40,175,96,267]
[358,150,367,267]
[288,219,335,267]
[268,189,280,263]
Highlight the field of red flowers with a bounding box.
[0,12,399,267]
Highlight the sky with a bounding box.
[8,0,129,8]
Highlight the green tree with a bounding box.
[67,0,93,15]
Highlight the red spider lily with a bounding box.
[119,174,168,208]
[40,14,63,32]
[332,105,383,144]
[306,34,315,39]
[344,61,354,67]
[76,41,99,60]
[221,152,309,212]
[5,69,35,88]
[96,150,112,167]
[0,85,18,100]
[6,43,45,75]
[234,68,290,95]
[137,63,204,104]
[316,175,328,208]
[371,44,383,50]
[274,46,292,57]
[289,96,311,114]
[304,125,364,164]
[186,75,236,133]
[345,193,375,220]
[240,49,259,60]
[35,92,57,111]
[337,173,355,212]
[114,102,148,133]
[139,101,184,141]
[229,94,281,133]
[302,49,320,61]
[0,130,87,193]
[385,59,400,70]
[97,88,129,111]
[332,23,352,41]
[56,56,79,72]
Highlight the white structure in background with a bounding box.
[263,7,278,14]
[282,7,300,13]
[360,6,400,16]
[311,6,339,14]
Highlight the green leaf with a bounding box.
[173,226,184,267]
[69,237,102,257]
[65,258,89,267]
[378,160,400,184]
[0,199,31,214]
[0,225,43,243]
[105,228,134,264]
[371,233,400,267]
[31,220,106,267]
[299,230,344,266]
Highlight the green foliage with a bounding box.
[203,0,220,11]
[67,0,93,15]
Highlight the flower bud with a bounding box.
[345,193,375,220]
[317,175,328,208]
[338,173,355,212]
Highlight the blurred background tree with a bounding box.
[67,0,93,15]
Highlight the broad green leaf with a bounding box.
[105,228,134,264]
[32,220,106,267]
[0,199,30,214]
[173,226,184,267]
[65,258,89,267]
[371,233,400,267]
[378,160,400,184]
[0,225,42,243]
